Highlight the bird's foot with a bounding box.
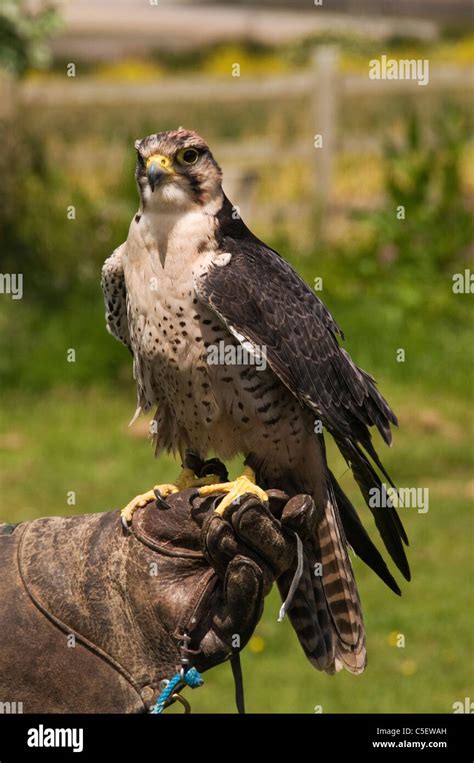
[174,467,223,491]
[120,467,223,527]
[121,483,178,526]
[197,466,268,515]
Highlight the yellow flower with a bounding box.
[387,630,400,647]
[399,659,417,676]
[249,635,265,654]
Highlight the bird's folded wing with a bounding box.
[101,243,132,352]
[194,239,409,581]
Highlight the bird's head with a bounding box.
[135,128,223,210]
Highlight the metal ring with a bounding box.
[171,692,191,713]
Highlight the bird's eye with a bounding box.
[177,148,199,166]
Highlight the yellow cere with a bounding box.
[146,154,174,172]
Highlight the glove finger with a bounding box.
[201,512,240,577]
[201,494,314,582]
[226,495,296,577]
[280,494,318,541]
[201,504,275,590]
[265,489,290,520]
[211,555,265,649]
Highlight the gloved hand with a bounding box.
[177,489,316,665]
[126,457,317,712]
[0,457,316,714]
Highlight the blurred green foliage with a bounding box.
[367,107,471,277]
[307,106,472,319]
[50,30,474,78]
[0,0,61,77]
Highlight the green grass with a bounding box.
[0,383,472,713]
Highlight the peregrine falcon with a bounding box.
[101,128,409,675]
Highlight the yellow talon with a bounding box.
[197,466,268,515]
[121,483,178,524]
[120,468,225,525]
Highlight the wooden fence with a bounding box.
[2,48,472,221]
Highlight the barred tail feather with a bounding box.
[317,500,366,673]
[278,491,366,675]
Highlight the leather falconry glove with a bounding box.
[0,458,315,714]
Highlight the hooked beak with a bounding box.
[146,154,175,192]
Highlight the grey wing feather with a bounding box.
[101,244,131,352]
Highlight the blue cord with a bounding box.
[150,667,204,714]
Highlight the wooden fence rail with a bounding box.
[2,49,471,220]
